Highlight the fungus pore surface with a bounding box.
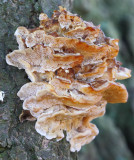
[6,6,131,152]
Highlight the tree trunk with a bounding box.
[0,0,77,159]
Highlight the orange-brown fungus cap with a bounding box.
[6,6,131,152]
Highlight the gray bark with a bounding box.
[0,0,78,160]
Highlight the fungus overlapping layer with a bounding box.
[6,6,131,152]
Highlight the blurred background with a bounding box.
[73,0,134,160]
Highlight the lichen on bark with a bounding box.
[0,0,78,160]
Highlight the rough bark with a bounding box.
[0,0,78,160]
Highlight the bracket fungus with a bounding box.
[6,6,131,152]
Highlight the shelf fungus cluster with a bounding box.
[6,7,131,152]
